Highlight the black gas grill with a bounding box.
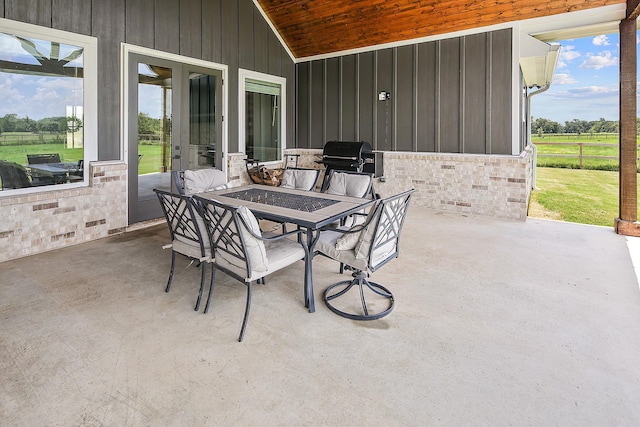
[317,141,374,175]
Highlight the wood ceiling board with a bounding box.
[256,0,624,58]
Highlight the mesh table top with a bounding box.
[223,188,340,213]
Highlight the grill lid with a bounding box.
[321,141,372,160]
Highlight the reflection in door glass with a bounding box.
[138,63,172,198]
[245,79,281,162]
[189,73,217,168]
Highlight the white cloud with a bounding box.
[553,73,577,85]
[559,45,581,62]
[593,35,610,46]
[550,85,618,99]
[579,51,617,70]
[556,60,568,69]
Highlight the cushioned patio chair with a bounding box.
[315,189,414,320]
[173,168,228,195]
[279,167,321,191]
[321,169,376,200]
[0,161,40,189]
[192,195,308,342]
[154,189,213,312]
[320,169,379,272]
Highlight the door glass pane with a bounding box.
[245,79,281,162]
[137,63,172,200]
[189,72,217,168]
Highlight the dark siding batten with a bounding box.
[358,51,375,146]
[126,0,154,48]
[340,55,357,141]
[221,0,239,152]
[179,0,201,58]
[396,45,414,152]
[5,0,51,27]
[376,48,393,151]
[325,57,340,143]
[294,28,513,155]
[201,0,222,63]
[464,33,488,154]
[490,29,512,154]
[310,60,325,149]
[254,8,269,73]
[93,0,125,161]
[52,0,91,35]
[238,0,254,69]
[155,0,179,54]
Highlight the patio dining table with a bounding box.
[29,162,82,184]
[198,184,375,312]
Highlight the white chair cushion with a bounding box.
[261,239,305,280]
[325,172,371,198]
[335,226,362,250]
[280,169,318,191]
[184,168,227,195]
[170,201,211,260]
[315,229,368,272]
[172,234,211,260]
[214,206,268,280]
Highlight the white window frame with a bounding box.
[238,68,286,164]
[0,18,98,196]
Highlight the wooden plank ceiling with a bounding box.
[256,0,624,58]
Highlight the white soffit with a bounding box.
[519,35,561,88]
[519,4,626,42]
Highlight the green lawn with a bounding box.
[0,143,83,163]
[0,141,165,175]
[530,167,629,226]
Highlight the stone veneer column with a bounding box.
[0,161,127,263]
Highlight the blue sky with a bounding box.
[530,31,638,124]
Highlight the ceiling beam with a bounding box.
[627,0,640,19]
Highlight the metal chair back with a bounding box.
[27,153,60,164]
[321,169,376,199]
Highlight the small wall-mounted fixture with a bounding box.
[378,91,391,101]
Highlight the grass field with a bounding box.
[0,142,165,175]
[0,143,83,163]
[529,167,628,227]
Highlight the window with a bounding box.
[239,69,286,163]
[0,18,97,194]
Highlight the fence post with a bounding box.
[579,143,583,168]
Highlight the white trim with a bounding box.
[0,17,97,197]
[121,44,229,224]
[238,68,287,164]
[121,43,229,170]
[251,0,296,62]
[520,4,625,38]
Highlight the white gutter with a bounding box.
[519,34,561,189]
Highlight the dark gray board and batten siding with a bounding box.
[2,0,294,161]
[296,28,514,155]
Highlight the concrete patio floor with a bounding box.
[1,207,640,425]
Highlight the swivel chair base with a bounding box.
[323,270,394,320]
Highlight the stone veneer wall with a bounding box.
[0,161,127,263]
[278,148,533,221]
[0,152,530,263]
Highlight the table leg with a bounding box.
[304,228,316,313]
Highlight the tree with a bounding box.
[532,117,561,134]
[563,119,590,134]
